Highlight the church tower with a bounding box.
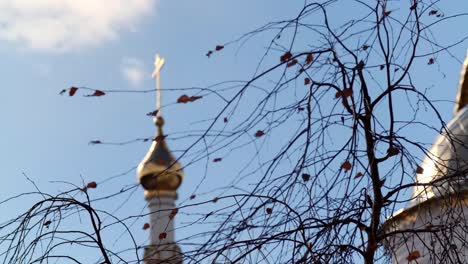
[384,52,468,263]
[137,55,183,264]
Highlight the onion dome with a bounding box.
[137,116,183,199]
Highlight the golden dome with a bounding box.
[137,116,183,199]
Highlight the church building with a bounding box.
[384,52,468,263]
[132,52,468,263]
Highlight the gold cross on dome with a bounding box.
[152,54,166,116]
[152,54,166,79]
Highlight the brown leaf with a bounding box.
[159,232,167,240]
[177,94,203,103]
[212,197,219,203]
[335,88,352,99]
[286,59,298,67]
[342,88,353,98]
[213,158,222,163]
[143,223,150,230]
[223,117,228,123]
[266,208,273,214]
[169,208,178,220]
[86,181,97,189]
[146,110,159,117]
[416,166,424,174]
[177,95,190,103]
[89,140,102,145]
[406,250,421,261]
[302,173,311,182]
[280,51,292,62]
[190,194,196,200]
[335,90,342,99]
[43,220,51,227]
[428,10,438,16]
[341,161,352,171]
[428,58,434,65]
[255,130,265,138]
[354,172,364,179]
[304,78,311,85]
[215,45,224,51]
[86,90,105,97]
[69,87,78,96]
[362,44,370,51]
[305,53,314,65]
[206,50,213,57]
[380,65,385,70]
[59,89,66,95]
[383,11,392,17]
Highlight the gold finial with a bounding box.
[152,54,165,119]
[156,116,164,137]
[454,50,468,113]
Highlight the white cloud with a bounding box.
[0,0,155,51]
[121,58,147,87]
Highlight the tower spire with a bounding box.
[138,54,183,264]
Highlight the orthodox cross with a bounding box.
[152,54,166,116]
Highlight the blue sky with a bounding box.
[0,0,309,261]
[0,0,298,199]
[0,0,468,262]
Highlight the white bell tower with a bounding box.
[137,54,183,264]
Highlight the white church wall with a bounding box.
[385,195,468,263]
